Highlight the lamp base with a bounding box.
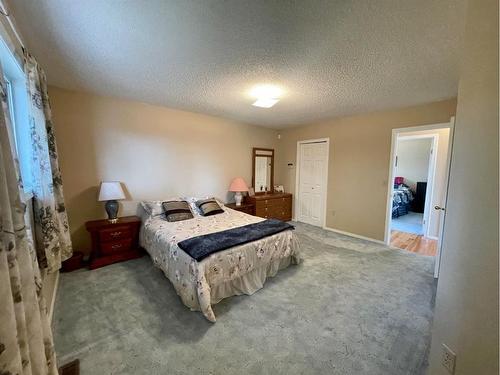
[105,200,119,222]
[234,192,243,206]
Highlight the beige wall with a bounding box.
[428,0,499,373]
[275,99,456,241]
[395,138,432,189]
[50,87,278,254]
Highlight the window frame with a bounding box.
[0,37,32,197]
[4,77,18,152]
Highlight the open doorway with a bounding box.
[385,119,454,277]
[390,134,437,255]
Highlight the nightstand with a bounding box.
[226,202,255,215]
[85,216,143,269]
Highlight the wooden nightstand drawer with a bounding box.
[99,226,132,242]
[226,202,255,216]
[101,238,132,255]
[236,206,254,215]
[86,216,143,269]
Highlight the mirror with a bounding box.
[252,148,274,194]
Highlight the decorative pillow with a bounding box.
[184,196,225,215]
[141,198,184,217]
[196,199,224,216]
[162,201,194,222]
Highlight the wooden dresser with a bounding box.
[85,216,143,269]
[247,193,292,221]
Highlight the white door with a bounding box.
[297,141,328,226]
[434,126,454,277]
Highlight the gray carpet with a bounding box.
[53,222,436,375]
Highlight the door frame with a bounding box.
[294,138,330,227]
[384,117,455,278]
[396,133,438,238]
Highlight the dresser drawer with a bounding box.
[101,238,132,255]
[99,226,132,242]
[249,193,293,221]
[258,197,289,207]
[256,206,290,220]
[255,204,277,216]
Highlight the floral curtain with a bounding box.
[24,51,72,273]
[0,64,58,374]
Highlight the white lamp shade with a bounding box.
[98,181,125,201]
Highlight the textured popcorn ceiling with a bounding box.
[10,0,466,128]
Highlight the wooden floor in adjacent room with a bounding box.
[390,230,437,256]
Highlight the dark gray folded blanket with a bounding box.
[178,219,294,261]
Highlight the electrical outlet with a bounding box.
[441,343,456,374]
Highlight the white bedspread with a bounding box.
[140,207,301,322]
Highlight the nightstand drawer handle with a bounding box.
[110,231,122,237]
[111,244,122,249]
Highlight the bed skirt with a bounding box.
[209,255,299,305]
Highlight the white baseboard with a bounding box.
[322,225,386,245]
[41,270,59,323]
[48,271,59,323]
[426,235,439,240]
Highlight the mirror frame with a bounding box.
[252,147,274,195]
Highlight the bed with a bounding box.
[392,184,414,218]
[139,202,301,322]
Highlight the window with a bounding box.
[4,77,18,153]
[0,38,32,195]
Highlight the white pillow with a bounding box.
[140,201,164,217]
[182,197,202,216]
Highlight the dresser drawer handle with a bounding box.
[111,244,122,249]
[110,231,122,237]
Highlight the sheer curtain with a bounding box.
[0,61,58,374]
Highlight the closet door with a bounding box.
[297,141,328,227]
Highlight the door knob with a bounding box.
[434,205,445,211]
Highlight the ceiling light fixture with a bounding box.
[252,98,280,108]
[250,84,283,108]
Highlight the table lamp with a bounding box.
[229,177,248,206]
[98,181,125,222]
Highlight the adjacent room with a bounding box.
[0,1,497,375]
[389,126,452,258]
